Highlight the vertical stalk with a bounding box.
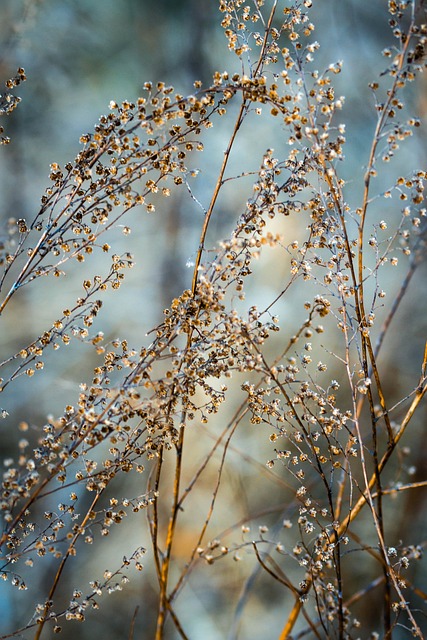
[155,429,185,640]
[154,81,252,638]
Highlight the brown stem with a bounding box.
[190,99,247,297]
[153,10,282,628]
[155,429,185,640]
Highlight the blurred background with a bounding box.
[0,1,426,638]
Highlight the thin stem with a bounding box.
[33,493,101,640]
[191,99,248,297]
[155,429,185,640]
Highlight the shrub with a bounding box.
[1,1,426,638]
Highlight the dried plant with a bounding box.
[1,1,427,639]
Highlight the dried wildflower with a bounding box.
[0,2,426,639]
